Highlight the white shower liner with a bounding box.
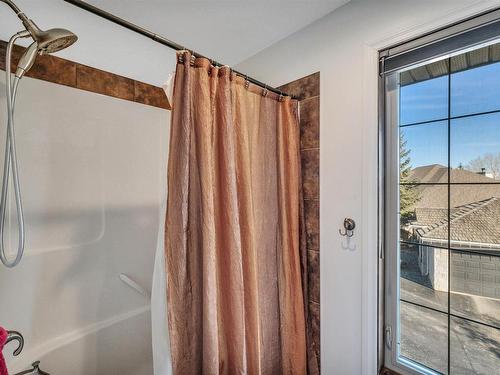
[151,184,173,375]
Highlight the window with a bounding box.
[382,13,500,375]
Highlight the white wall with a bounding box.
[236,0,500,373]
[0,75,169,372]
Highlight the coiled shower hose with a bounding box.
[0,31,29,268]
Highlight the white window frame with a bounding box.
[380,8,500,375]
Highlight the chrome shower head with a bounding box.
[14,21,78,78]
[23,19,78,54]
[1,0,78,77]
[41,29,78,54]
[1,0,78,53]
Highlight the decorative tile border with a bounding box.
[0,41,170,110]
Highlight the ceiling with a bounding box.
[84,0,351,65]
[0,0,350,86]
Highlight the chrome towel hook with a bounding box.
[339,218,355,237]
[6,330,24,356]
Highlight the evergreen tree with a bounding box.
[400,134,420,222]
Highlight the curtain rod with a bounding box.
[62,0,294,99]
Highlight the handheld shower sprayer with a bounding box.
[15,41,38,78]
[0,0,77,268]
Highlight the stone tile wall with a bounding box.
[280,72,320,374]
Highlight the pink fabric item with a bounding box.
[0,327,8,375]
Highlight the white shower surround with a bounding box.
[0,74,169,374]
[8,308,152,374]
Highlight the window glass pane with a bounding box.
[400,243,448,313]
[449,183,500,211]
[449,184,500,249]
[451,58,500,117]
[400,184,448,228]
[400,301,448,374]
[400,75,449,126]
[450,316,500,374]
[450,250,500,326]
[449,184,500,328]
[400,184,449,313]
[400,121,448,183]
[451,112,500,182]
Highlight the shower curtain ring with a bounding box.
[244,75,249,89]
[262,85,268,97]
[178,47,187,63]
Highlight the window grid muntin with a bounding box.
[399,105,500,128]
[400,240,500,258]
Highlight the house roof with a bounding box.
[409,165,500,247]
[410,164,495,184]
[416,197,500,246]
[409,165,500,209]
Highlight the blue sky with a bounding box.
[400,61,500,170]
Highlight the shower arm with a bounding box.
[1,0,22,14]
[1,0,42,40]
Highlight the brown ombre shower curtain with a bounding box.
[164,51,307,375]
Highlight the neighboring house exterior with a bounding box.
[403,164,500,299]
